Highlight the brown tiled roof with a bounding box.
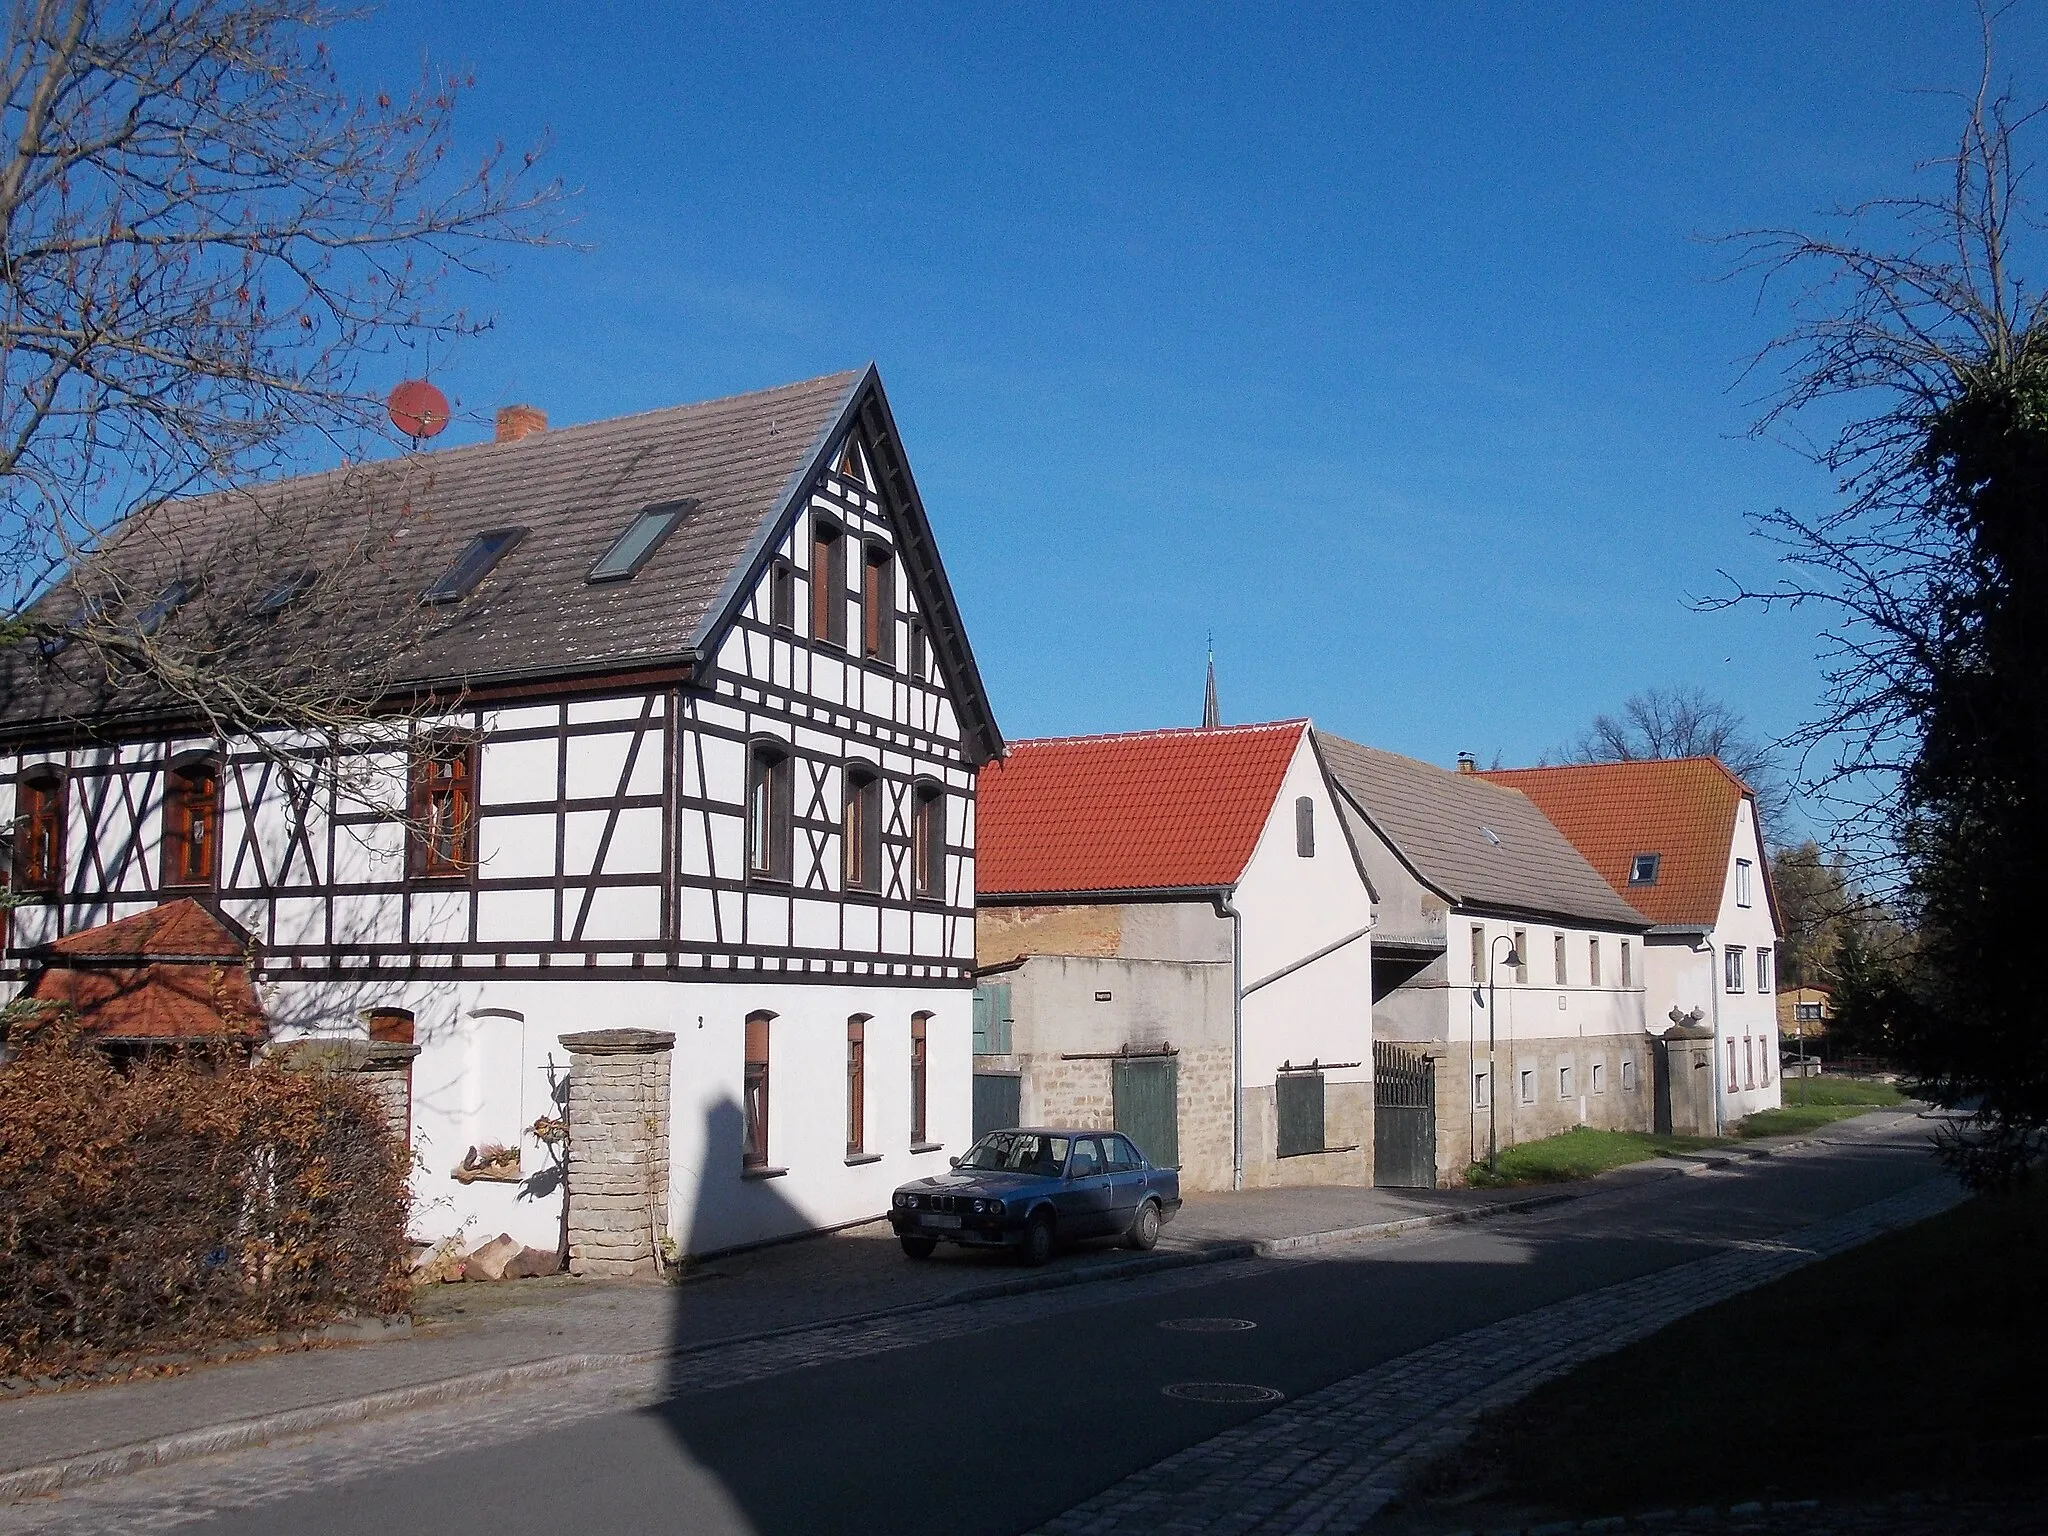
[1317,735,1647,929]
[1479,757,1758,928]
[978,722,1307,896]
[0,370,1004,761]
[23,963,264,1041]
[25,899,263,1040]
[43,897,251,961]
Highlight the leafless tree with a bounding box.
[0,0,563,762]
[1561,684,1789,837]
[1707,15,2044,883]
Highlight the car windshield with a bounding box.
[958,1132,1070,1176]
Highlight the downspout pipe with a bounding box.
[1220,890,1244,1192]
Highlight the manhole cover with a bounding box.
[1157,1317,1258,1333]
[1162,1381,1286,1404]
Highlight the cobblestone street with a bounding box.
[0,1118,1958,1536]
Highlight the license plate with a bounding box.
[920,1212,961,1230]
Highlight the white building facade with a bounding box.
[0,368,1003,1258]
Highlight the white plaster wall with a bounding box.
[1234,733,1376,1095]
[263,975,971,1257]
[1712,797,1783,1120]
[1443,912,1650,1120]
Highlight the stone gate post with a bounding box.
[560,1029,675,1278]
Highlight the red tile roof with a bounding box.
[24,962,265,1041]
[45,898,252,961]
[1478,758,1759,927]
[25,900,264,1041]
[978,722,1308,896]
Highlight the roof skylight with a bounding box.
[422,527,527,606]
[1629,853,1661,885]
[253,568,317,617]
[587,499,696,584]
[136,579,196,636]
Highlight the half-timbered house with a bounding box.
[0,367,1001,1257]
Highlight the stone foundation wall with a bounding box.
[1422,1034,1654,1181]
[1238,1081,1372,1188]
[562,1029,674,1279]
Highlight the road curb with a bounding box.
[0,1135,1846,1504]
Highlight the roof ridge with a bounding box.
[1484,755,1755,796]
[1007,719,1308,750]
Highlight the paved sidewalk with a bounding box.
[0,1120,1890,1498]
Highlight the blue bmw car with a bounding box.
[888,1127,1182,1266]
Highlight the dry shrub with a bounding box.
[0,1011,411,1377]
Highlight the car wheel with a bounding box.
[1018,1211,1055,1267]
[1125,1199,1162,1251]
[899,1235,938,1260]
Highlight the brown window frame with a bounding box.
[744,1012,772,1169]
[837,437,869,490]
[909,1012,931,1146]
[747,743,795,884]
[408,735,479,880]
[861,543,895,665]
[846,1015,867,1156]
[912,782,945,902]
[769,559,795,631]
[161,756,222,890]
[842,766,882,893]
[810,521,846,648]
[11,769,65,894]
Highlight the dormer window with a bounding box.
[1629,853,1661,885]
[588,499,696,583]
[422,527,526,605]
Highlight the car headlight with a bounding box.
[893,1192,912,1209]
[978,1198,1003,1216]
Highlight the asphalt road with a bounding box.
[27,1117,1948,1536]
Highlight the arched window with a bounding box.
[810,519,846,647]
[912,782,945,901]
[842,765,881,892]
[909,1012,932,1146]
[846,1015,869,1156]
[744,1011,774,1169]
[161,756,222,889]
[11,768,65,894]
[747,742,793,883]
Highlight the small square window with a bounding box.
[1622,1058,1637,1091]
[1559,1064,1574,1099]
[1473,1070,1489,1106]
[1629,853,1661,885]
[1519,1069,1535,1105]
[1592,1062,1606,1094]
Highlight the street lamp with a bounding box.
[1484,933,1523,1174]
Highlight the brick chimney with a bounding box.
[495,404,548,443]
[1456,752,1477,774]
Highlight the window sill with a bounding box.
[741,1165,789,1180]
[909,1141,944,1155]
[1278,1143,1362,1160]
[843,1152,883,1167]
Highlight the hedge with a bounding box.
[0,1012,410,1377]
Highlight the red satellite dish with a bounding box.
[387,379,451,441]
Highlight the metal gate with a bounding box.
[972,1071,1020,1139]
[1373,1041,1437,1188]
[1113,1053,1179,1170]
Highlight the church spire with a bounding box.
[1202,636,1221,729]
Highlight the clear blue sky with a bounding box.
[340,2,2042,800]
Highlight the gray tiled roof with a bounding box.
[1317,733,1647,929]
[2,370,997,746]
